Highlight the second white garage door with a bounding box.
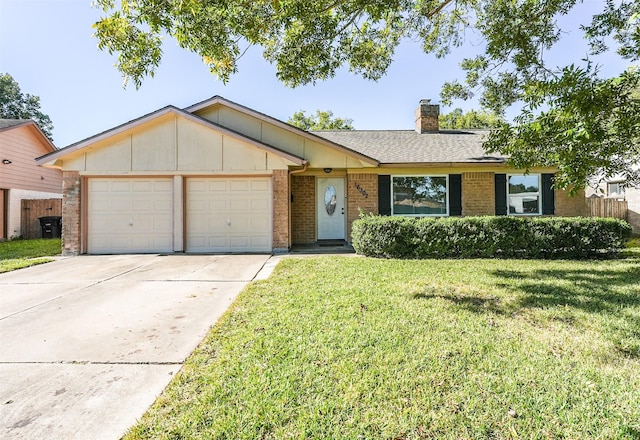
[186,177,272,253]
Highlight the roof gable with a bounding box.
[184,96,378,166]
[36,106,305,167]
[0,119,56,153]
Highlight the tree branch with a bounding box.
[425,0,455,19]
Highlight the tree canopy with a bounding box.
[93,0,640,189]
[0,73,54,141]
[288,110,354,131]
[439,108,503,130]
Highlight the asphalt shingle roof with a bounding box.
[312,129,507,164]
[0,119,31,130]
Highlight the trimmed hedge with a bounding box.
[351,215,632,259]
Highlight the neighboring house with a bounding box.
[587,179,640,234]
[0,119,62,240]
[36,97,588,256]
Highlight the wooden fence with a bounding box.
[21,199,62,239]
[586,197,628,220]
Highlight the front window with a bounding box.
[607,181,625,198]
[508,174,541,215]
[392,176,448,216]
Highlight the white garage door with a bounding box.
[87,178,173,254]
[186,177,272,253]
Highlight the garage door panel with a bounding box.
[252,199,270,210]
[131,181,151,191]
[132,200,153,211]
[230,199,249,210]
[89,215,126,231]
[210,200,228,210]
[251,180,270,191]
[228,215,248,229]
[111,200,134,211]
[187,199,210,211]
[90,237,112,250]
[207,180,228,191]
[153,180,173,191]
[251,236,270,248]
[229,237,249,248]
[250,217,270,232]
[188,236,229,249]
[210,237,229,248]
[153,236,173,248]
[153,217,172,232]
[229,180,249,191]
[153,199,172,210]
[88,178,173,254]
[186,177,271,253]
[90,180,110,192]
[187,237,207,248]
[111,180,133,192]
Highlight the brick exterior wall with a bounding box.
[272,170,289,250]
[62,171,81,256]
[555,188,589,217]
[462,172,495,216]
[291,175,316,244]
[347,173,378,240]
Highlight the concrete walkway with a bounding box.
[0,254,274,439]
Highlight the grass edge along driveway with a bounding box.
[124,255,640,439]
[0,238,61,273]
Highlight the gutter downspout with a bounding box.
[287,161,309,250]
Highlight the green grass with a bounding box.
[0,238,61,273]
[125,254,640,439]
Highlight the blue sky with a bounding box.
[0,0,631,147]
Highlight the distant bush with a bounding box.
[351,215,632,259]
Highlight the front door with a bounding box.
[317,177,345,240]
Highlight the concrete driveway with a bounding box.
[0,254,274,439]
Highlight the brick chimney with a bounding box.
[415,99,439,133]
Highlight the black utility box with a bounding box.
[39,216,62,239]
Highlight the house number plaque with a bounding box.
[354,182,369,199]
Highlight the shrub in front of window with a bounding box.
[352,215,632,259]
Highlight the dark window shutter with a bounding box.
[378,175,391,216]
[495,174,507,216]
[449,174,462,216]
[542,173,555,215]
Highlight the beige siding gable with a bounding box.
[223,137,267,171]
[177,118,222,171]
[196,107,219,124]
[262,124,305,157]
[218,107,262,139]
[302,139,370,168]
[131,117,177,171]
[61,114,291,173]
[61,152,86,171]
[194,103,375,169]
[85,136,131,170]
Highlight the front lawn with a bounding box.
[0,238,61,273]
[126,255,640,439]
